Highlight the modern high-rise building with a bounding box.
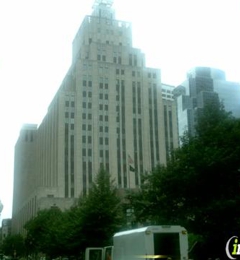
[12,0,178,234]
[173,67,240,138]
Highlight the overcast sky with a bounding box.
[0,0,239,222]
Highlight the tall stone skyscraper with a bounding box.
[12,0,177,234]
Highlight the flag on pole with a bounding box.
[129,165,135,172]
[128,154,135,172]
[128,155,134,164]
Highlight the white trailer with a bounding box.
[85,225,189,260]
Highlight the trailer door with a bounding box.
[154,233,180,259]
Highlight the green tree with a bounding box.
[75,168,125,249]
[25,206,65,258]
[1,234,25,258]
[130,103,240,259]
[23,168,126,258]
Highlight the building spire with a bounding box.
[93,0,114,7]
[92,0,115,19]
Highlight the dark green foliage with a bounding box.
[25,206,65,258]
[129,103,240,259]
[24,168,125,258]
[1,234,25,257]
[76,167,125,248]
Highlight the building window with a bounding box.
[129,54,132,65]
[88,136,92,143]
[134,54,137,66]
[105,138,109,145]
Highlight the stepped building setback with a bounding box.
[12,0,178,234]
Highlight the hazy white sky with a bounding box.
[0,0,239,221]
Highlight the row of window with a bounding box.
[65,112,74,118]
[83,80,92,87]
[65,101,75,107]
[96,28,123,35]
[148,72,157,79]
[96,54,123,64]
[88,16,130,28]
[82,124,109,133]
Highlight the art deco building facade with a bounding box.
[12,0,178,234]
[173,67,240,138]
[161,84,179,158]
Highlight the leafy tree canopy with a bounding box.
[25,206,65,258]
[1,234,25,257]
[129,103,240,259]
[75,167,125,248]
[24,168,125,258]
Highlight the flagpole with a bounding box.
[128,160,130,189]
[128,154,134,189]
